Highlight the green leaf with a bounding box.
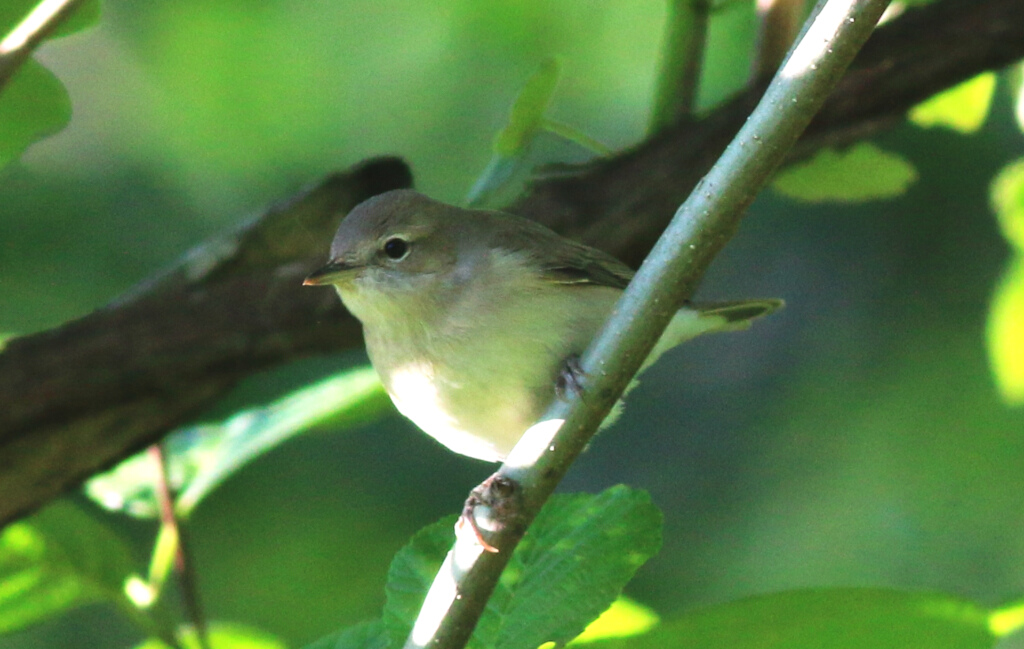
[991,158,1024,252]
[1013,63,1024,133]
[493,57,561,158]
[0,501,137,634]
[467,57,608,206]
[0,0,101,168]
[466,58,561,206]
[491,487,662,649]
[0,59,70,168]
[909,73,997,134]
[303,619,389,649]
[771,143,918,203]
[381,516,457,646]
[134,621,288,649]
[986,255,1024,406]
[85,366,388,519]
[383,486,663,649]
[619,588,994,649]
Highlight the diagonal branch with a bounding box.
[404,1,891,647]
[0,0,1022,528]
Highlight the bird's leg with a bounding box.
[458,355,583,552]
[458,473,521,553]
[555,354,587,401]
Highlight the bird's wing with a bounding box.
[487,212,635,290]
[537,242,634,289]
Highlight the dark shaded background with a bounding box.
[1,1,1022,647]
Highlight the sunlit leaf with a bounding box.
[991,158,1024,252]
[989,599,1024,637]
[0,501,136,634]
[570,596,660,644]
[134,622,288,649]
[86,366,388,519]
[84,450,163,519]
[771,143,918,203]
[618,589,994,649]
[986,256,1024,406]
[987,155,1024,407]
[383,486,663,649]
[909,73,997,134]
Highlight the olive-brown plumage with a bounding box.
[305,189,780,462]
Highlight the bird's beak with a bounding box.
[303,260,360,286]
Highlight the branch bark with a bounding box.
[405,0,890,646]
[0,0,1022,528]
[0,158,413,525]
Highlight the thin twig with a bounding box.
[149,445,210,649]
[651,0,712,132]
[404,1,891,648]
[0,0,88,92]
[752,0,808,82]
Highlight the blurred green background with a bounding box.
[1,1,1023,647]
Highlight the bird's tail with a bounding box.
[689,298,785,331]
[598,298,783,431]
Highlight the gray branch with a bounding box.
[405,1,891,647]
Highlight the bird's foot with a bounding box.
[457,473,521,553]
[555,354,587,401]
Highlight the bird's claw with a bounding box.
[457,473,521,553]
[555,354,587,401]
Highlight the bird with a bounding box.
[304,189,781,463]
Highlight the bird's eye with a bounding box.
[382,237,409,260]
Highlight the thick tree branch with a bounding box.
[0,0,1022,528]
[0,158,413,526]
